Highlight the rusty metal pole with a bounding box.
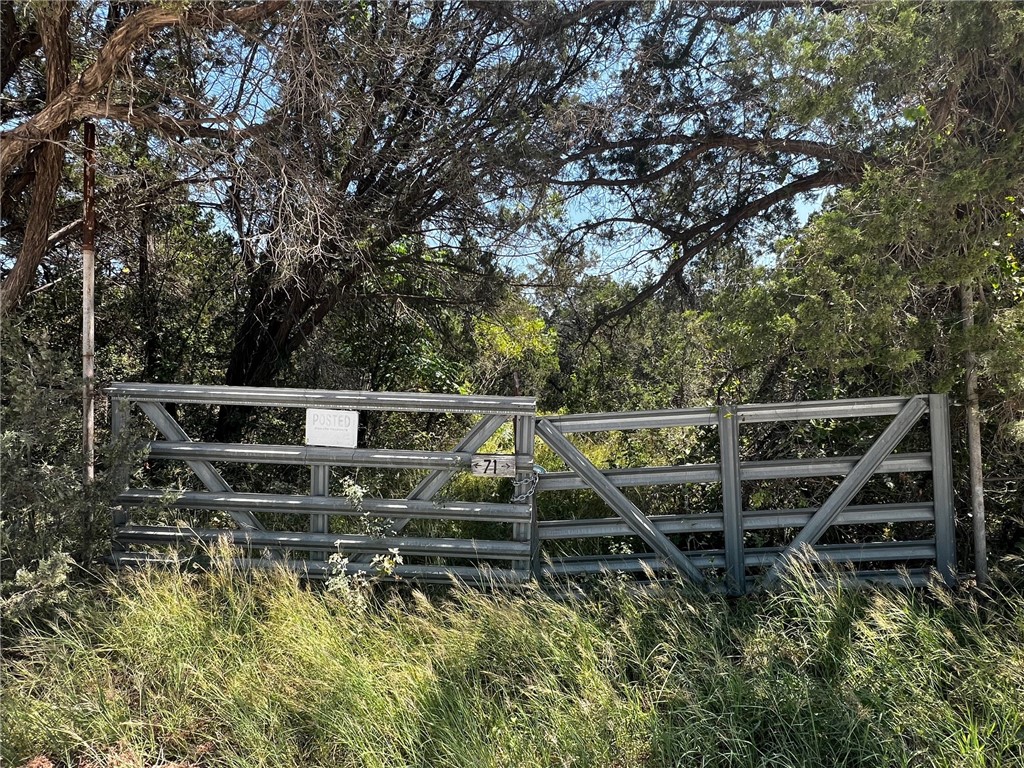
[83,121,96,487]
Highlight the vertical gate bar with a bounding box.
[718,404,746,595]
[513,414,535,580]
[929,394,957,586]
[110,397,131,528]
[309,465,330,561]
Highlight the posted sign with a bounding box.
[305,409,359,448]
[470,454,517,477]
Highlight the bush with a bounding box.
[1,320,129,636]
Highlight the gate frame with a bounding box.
[108,383,536,584]
[107,384,958,591]
[533,394,956,593]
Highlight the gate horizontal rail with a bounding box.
[143,442,531,471]
[536,453,932,491]
[106,382,535,415]
[117,489,532,522]
[544,396,917,432]
[109,551,528,585]
[107,384,957,593]
[537,502,936,540]
[545,540,937,574]
[115,525,530,559]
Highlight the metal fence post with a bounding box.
[718,404,746,595]
[513,413,535,581]
[310,465,330,561]
[110,396,131,528]
[929,394,957,586]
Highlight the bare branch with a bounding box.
[72,102,281,142]
[0,0,288,181]
[562,133,870,170]
[598,166,861,325]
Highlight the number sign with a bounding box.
[470,454,517,477]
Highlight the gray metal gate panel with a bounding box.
[764,396,928,584]
[535,418,705,585]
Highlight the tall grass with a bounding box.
[3,558,1022,768]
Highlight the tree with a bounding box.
[541,1,871,323]
[674,1,1024,564]
[0,0,288,314]
[209,1,630,434]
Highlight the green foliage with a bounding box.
[1,321,97,566]
[3,558,1023,767]
[102,203,241,384]
[470,297,558,396]
[0,552,74,632]
[0,319,141,636]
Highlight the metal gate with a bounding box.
[108,383,536,584]
[107,384,956,592]
[533,395,955,594]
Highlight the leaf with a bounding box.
[902,104,928,123]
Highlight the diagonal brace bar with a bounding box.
[405,415,508,503]
[138,402,263,530]
[535,419,704,585]
[765,395,927,584]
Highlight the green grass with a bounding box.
[3,558,1023,768]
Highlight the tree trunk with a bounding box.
[0,2,71,316]
[213,280,300,442]
[961,281,987,586]
[213,266,363,442]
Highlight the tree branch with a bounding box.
[557,133,869,187]
[597,166,861,325]
[72,102,281,142]
[0,0,288,182]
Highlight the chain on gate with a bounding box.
[510,467,541,504]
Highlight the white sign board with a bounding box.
[470,454,517,477]
[305,409,359,448]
